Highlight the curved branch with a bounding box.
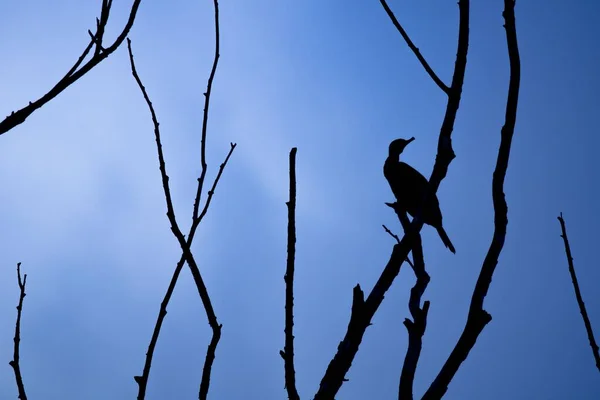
[423,1,520,398]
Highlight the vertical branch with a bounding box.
[557,213,600,372]
[193,0,221,221]
[9,262,28,400]
[423,1,520,398]
[280,148,300,400]
[389,207,430,400]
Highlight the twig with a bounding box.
[9,262,28,400]
[128,37,229,400]
[557,213,600,372]
[314,1,469,397]
[280,148,300,400]
[382,223,415,270]
[0,0,143,136]
[422,1,519,398]
[379,0,450,95]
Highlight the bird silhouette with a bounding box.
[384,137,456,254]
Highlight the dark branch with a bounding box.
[423,1,519,398]
[557,213,600,372]
[387,204,430,400]
[0,0,143,136]
[280,147,300,400]
[379,0,450,95]
[314,1,469,397]
[9,262,28,400]
[128,37,228,400]
[193,0,221,221]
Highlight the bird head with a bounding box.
[388,137,415,158]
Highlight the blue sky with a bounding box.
[1,1,599,399]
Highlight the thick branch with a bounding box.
[9,263,28,400]
[423,2,519,398]
[557,213,600,372]
[0,0,143,136]
[379,0,450,95]
[314,2,469,398]
[280,148,300,400]
[128,39,227,400]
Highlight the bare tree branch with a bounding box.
[314,1,469,398]
[557,213,600,373]
[422,1,520,398]
[379,0,450,95]
[388,204,430,400]
[280,147,300,400]
[193,0,221,222]
[0,0,143,136]
[9,262,28,400]
[127,35,230,399]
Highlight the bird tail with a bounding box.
[436,226,456,254]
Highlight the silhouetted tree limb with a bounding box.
[9,262,28,400]
[387,204,430,400]
[379,0,450,95]
[557,213,600,373]
[422,2,520,398]
[0,0,143,136]
[280,147,300,400]
[314,2,469,398]
[127,14,231,395]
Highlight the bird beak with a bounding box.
[407,137,415,144]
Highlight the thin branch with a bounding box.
[387,204,430,400]
[128,39,227,400]
[379,0,450,95]
[382,223,415,270]
[314,1,469,397]
[280,147,300,400]
[0,0,143,136]
[557,213,600,372]
[193,0,221,221]
[9,262,28,400]
[423,1,519,398]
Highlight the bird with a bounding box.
[384,137,456,254]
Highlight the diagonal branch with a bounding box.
[9,262,28,400]
[0,0,143,136]
[422,1,519,398]
[557,213,600,373]
[314,2,469,398]
[280,147,300,400]
[128,37,229,400]
[379,0,450,95]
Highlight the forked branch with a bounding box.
[557,213,600,372]
[128,24,230,397]
[0,0,143,136]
